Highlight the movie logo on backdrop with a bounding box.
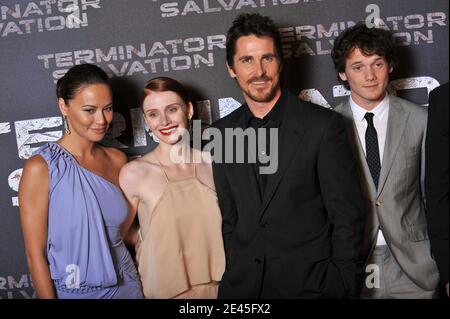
[0,0,101,37]
[37,35,227,82]
[0,274,35,299]
[281,10,447,107]
[0,0,448,299]
[157,0,323,18]
[281,11,447,58]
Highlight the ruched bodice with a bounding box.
[34,142,142,299]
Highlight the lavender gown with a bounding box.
[35,142,143,299]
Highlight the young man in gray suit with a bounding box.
[331,23,439,298]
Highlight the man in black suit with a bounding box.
[425,82,449,298]
[210,13,365,298]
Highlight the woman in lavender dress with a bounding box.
[18,64,143,299]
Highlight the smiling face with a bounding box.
[339,47,392,110]
[142,90,193,145]
[227,35,282,109]
[59,83,113,142]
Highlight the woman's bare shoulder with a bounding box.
[22,154,49,177]
[120,153,165,185]
[20,155,49,196]
[102,146,128,167]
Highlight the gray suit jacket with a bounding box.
[334,95,439,291]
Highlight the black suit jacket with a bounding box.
[211,90,364,298]
[425,82,449,286]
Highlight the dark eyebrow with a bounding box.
[82,103,113,108]
[350,57,385,67]
[239,55,252,61]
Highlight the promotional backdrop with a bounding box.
[0,0,448,298]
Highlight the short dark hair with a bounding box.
[331,22,396,89]
[226,13,283,68]
[56,63,109,102]
[142,76,191,109]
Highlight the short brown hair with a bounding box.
[331,22,396,89]
[226,13,283,69]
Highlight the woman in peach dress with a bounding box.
[120,77,225,299]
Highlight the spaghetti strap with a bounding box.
[193,162,197,179]
[154,156,196,182]
[134,154,225,299]
[154,158,170,182]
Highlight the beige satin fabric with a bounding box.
[135,165,225,299]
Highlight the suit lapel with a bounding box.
[338,100,380,261]
[377,96,409,196]
[339,101,377,196]
[260,94,305,217]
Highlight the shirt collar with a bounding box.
[349,93,389,122]
[244,89,286,128]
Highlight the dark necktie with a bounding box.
[364,112,381,188]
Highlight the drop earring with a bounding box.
[188,118,193,135]
[148,130,159,143]
[63,115,71,135]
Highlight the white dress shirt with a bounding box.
[350,94,390,246]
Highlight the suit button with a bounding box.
[260,222,267,228]
[254,258,261,264]
[376,200,382,207]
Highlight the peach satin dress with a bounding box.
[135,163,225,299]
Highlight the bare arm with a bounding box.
[104,147,139,245]
[118,157,168,250]
[119,162,140,247]
[18,156,56,299]
[120,197,139,247]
